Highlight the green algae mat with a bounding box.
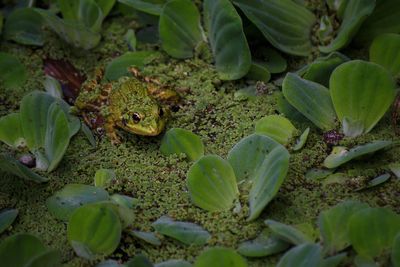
[1,0,400,266]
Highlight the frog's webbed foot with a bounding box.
[104,120,122,145]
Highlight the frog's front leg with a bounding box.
[104,119,121,145]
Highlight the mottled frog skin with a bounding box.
[74,68,179,144]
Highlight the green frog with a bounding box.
[74,67,179,144]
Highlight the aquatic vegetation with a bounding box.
[67,204,122,259]
[3,7,44,46]
[277,243,323,267]
[152,216,211,246]
[265,220,315,245]
[293,127,310,151]
[0,209,18,235]
[282,73,336,131]
[35,0,116,49]
[370,33,400,77]
[160,128,204,161]
[0,52,27,88]
[46,184,110,221]
[323,140,392,168]
[0,233,61,267]
[194,247,247,267]
[159,0,204,59]
[255,115,297,145]
[187,155,238,211]
[129,230,161,246]
[94,168,116,187]
[330,60,396,137]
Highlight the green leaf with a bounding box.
[126,254,154,267]
[370,33,400,77]
[125,29,137,51]
[330,60,396,137]
[20,92,55,149]
[356,0,400,44]
[263,47,287,74]
[152,216,210,246]
[68,204,122,259]
[265,220,313,245]
[118,0,166,15]
[3,7,44,46]
[0,52,27,88]
[354,255,378,267]
[255,115,297,145]
[293,127,310,151]
[81,122,97,147]
[160,128,204,161]
[0,154,48,183]
[0,234,54,267]
[46,184,109,221]
[130,230,161,246]
[95,0,116,17]
[323,141,392,169]
[392,233,400,267]
[0,209,18,234]
[321,253,347,267]
[237,230,290,257]
[159,0,204,59]
[305,168,334,181]
[155,260,192,267]
[94,168,116,187]
[302,52,349,88]
[27,249,61,267]
[0,113,25,148]
[45,102,71,172]
[203,0,251,80]
[318,200,369,254]
[34,9,101,49]
[320,0,376,53]
[348,207,400,258]
[246,61,271,82]
[104,51,161,81]
[187,155,239,211]
[227,134,282,182]
[282,73,336,131]
[96,260,122,267]
[58,0,104,32]
[355,173,391,191]
[248,144,289,220]
[233,0,316,56]
[194,247,248,267]
[276,93,308,123]
[389,163,400,178]
[277,243,323,267]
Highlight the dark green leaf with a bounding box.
[277,243,323,267]
[194,247,247,267]
[130,230,161,246]
[237,230,290,257]
[0,154,48,183]
[160,128,204,161]
[118,0,166,15]
[155,260,192,267]
[4,7,44,46]
[0,52,27,88]
[320,0,376,53]
[46,184,109,221]
[68,204,122,259]
[203,0,251,80]
[370,33,400,77]
[0,113,25,148]
[265,220,314,245]
[233,0,316,56]
[282,73,336,130]
[187,155,238,211]
[152,216,210,246]
[0,209,18,234]
[159,0,204,59]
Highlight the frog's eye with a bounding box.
[132,112,141,123]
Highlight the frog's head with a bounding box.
[117,105,169,136]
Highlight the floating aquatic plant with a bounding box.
[265,220,314,245]
[187,155,238,211]
[370,33,400,77]
[276,243,323,267]
[3,7,44,46]
[160,128,204,161]
[323,140,392,169]
[194,247,248,267]
[35,0,116,49]
[152,216,211,246]
[0,52,27,88]
[68,204,122,259]
[255,115,297,145]
[330,60,396,137]
[0,233,61,267]
[0,209,18,235]
[94,168,116,187]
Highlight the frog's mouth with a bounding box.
[119,119,166,136]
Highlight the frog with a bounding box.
[74,67,179,144]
